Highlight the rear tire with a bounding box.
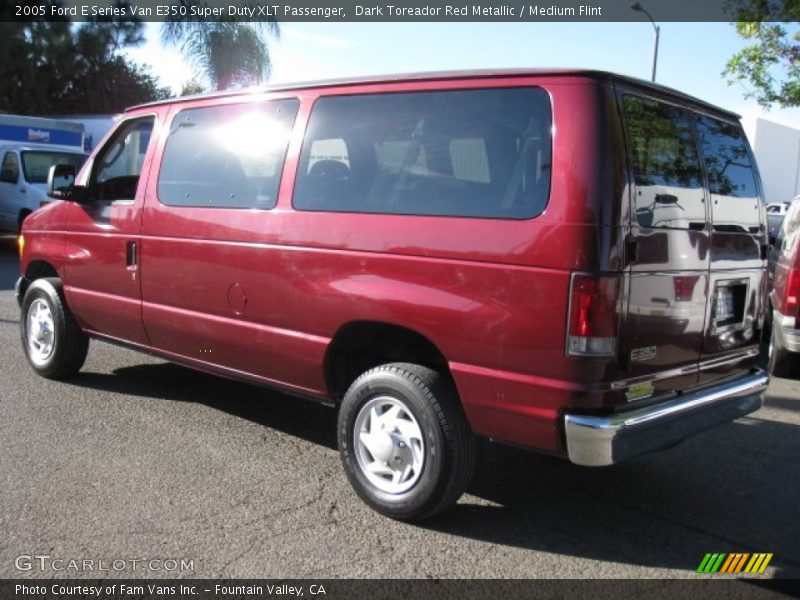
[21,278,89,379]
[338,362,474,521]
[768,318,797,378]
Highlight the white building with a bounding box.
[743,117,800,206]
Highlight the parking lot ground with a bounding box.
[1,239,799,579]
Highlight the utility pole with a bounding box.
[631,2,660,82]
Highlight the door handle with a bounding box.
[126,241,138,280]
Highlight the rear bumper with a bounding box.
[563,369,768,466]
[774,312,800,353]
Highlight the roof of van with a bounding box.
[128,69,740,119]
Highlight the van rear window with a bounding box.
[696,115,760,232]
[158,99,299,209]
[292,87,552,219]
[623,95,706,231]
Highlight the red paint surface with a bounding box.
[19,72,767,455]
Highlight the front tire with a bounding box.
[338,363,474,521]
[21,278,89,379]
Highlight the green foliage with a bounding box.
[723,0,800,108]
[623,95,703,188]
[0,2,169,115]
[179,80,207,97]
[162,2,279,91]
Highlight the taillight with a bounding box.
[566,274,620,357]
[673,275,698,302]
[785,268,800,316]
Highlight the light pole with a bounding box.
[631,2,660,82]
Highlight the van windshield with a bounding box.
[21,151,86,184]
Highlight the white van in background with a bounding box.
[0,115,87,233]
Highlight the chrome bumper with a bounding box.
[564,370,768,467]
[774,311,800,353]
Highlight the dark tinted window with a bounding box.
[93,117,154,202]
[623,95,705,230]
[1,152,19,183]
[158,99,299,209]
[696,115,760,231]
[293,88,552,219]
[21,151,85,184]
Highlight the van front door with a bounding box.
[62,114,161,347]
[619,94,710,395]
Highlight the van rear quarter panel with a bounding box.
[139,76,622,453]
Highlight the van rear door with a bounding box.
[695,114,766,385]
[618,93,710,396]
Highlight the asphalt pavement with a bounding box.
[1,237,799,579]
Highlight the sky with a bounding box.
[124,21,800,135]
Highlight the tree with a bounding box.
[162,4,279,91]
[723,0,800,109]
[0,2,169,115]
[179,80,207,96]
[57,56,170,113]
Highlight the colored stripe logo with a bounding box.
[697,553,773,574]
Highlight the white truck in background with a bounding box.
[0,115,88,233]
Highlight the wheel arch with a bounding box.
[17,259,61,302]
[25,259,60,281]
[324,320,454,403]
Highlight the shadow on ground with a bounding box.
[63,358,800,578]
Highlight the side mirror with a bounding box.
[47,164,86,202]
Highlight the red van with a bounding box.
[16,70,769,520]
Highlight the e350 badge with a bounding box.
[631,346,657,362]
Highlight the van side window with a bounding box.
[21,151,86,184]
[1,152,19,183]
[293,87,552,219]
[92,117,155,202]
[696,115,760,232]
[158,99,299,209]
[623,95,706,230]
